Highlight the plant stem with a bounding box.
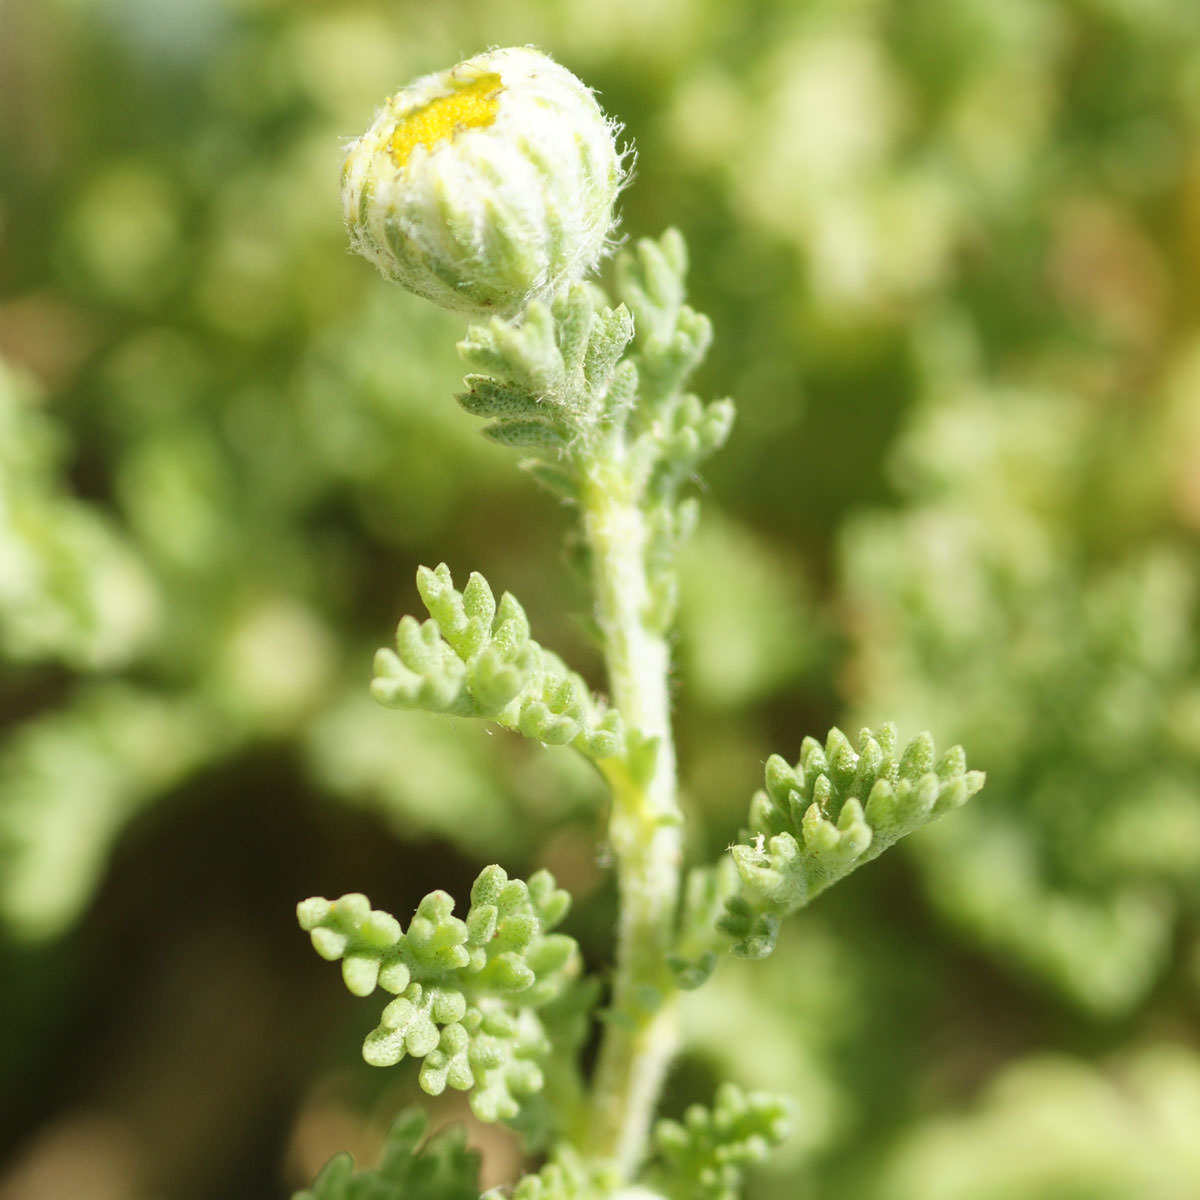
[580,462,682,1179]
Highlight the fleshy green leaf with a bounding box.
[459,300,566,398]
[667,859,739,991]
[456,284,635,468]
[643,1083,791,1200]
[510,1148,618,1200]
[371,564,624,760]
[721,724,984,957]
[606,229,733,623]
[615,230,713,417]
[292,1108,480,1200]
[298,866,587,1125]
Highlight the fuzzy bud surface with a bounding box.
[342,47,625,316]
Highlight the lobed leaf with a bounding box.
[371,564,624,760]
[459,301,565,398]
[644,1083,791,1200]
[614,230,713,414]
[292,1108,480,1200]
[509,1148,617,1200]
[298,866,586,1125]
[667,859,739,991]
[457,284,635,465]
[721,724,984,957]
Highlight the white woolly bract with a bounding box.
[342,46,626,316]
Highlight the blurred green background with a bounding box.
[2,0,1200,1196]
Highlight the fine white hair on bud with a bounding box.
[342,46,627,317]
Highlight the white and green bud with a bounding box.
[342,47,626,317]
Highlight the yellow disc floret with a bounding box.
[387,74,503,169]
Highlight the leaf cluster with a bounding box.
[721,724,984,958]
[615,230,734,502]
[456,233,732,499]
[643,1083,792,1200]
[610,233,734,629]
[0,360,156,671]
[293,1108,480,1200]
[507,1148,614,1200]
[458,284,637,468]
[371,563,623,759]
[667,859,739,991]
[844,389,1200,1013]
[297,866,585,1124]
[454,232,733,631]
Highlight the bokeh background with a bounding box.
[3,0,1200,1196]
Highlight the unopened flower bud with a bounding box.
[342,47,626,317]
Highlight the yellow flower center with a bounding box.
[387,73,503,168]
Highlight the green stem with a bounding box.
[581,462,682,1180]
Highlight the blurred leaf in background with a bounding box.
[1,0,1199,1197]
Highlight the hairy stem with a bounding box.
[581,461,682,1179]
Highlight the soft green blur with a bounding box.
[1,0,1199,1196]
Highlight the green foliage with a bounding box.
[455,232,732,632]
[457,234,732,502]
[0,360,156,670]
[293,1109,480,1200]
[614,231,735,500]
[371,563,623,759]
[721,725,984,958]
[643,1084,791,1200]
[6,1,1199,1197]
[843,389,1200,1014]
[508,1148,615,1200]
[872,1045,1200,1200]
[297,866,587,1124]
[610,232,734,630]
[667,860,738,990]
[457,285,636,471]
[0,685,222,939]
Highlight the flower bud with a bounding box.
[342,47,626,317]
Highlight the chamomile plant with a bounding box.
[295,46,983,1200]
